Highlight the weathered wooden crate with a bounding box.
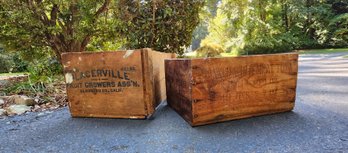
[165,53,299,126]
[61,48,175,119]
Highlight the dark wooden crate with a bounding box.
[61,48,175,119]
[165,53,299,126]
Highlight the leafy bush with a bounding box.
[118,0,204,55]
[0,1,119,61]
[0,51,28,73]
[27,58,62,78]
[196,43,224,57]
[242,33,297,55]
[0,53,14,73]
[200,0,348,55]
[329,13,348,47]
[11,53,29,72]
[4,57,62,97]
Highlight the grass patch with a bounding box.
[298,48,348,54]
[344,55,348,58]
[0,72,27,77]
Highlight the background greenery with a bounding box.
[0,0,347,79]
[194,0,348,56]
[0,0,204,96]
[1,0,347,65]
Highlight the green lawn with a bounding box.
[0,72,27,77]
[344,55,348,58]
[298,48,348,54]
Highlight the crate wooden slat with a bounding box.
[165,53,299,126]
[62,48,175,119]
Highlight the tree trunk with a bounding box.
[306,0,315,39]
[258,0,266,22]
[48,0,109,63]
[282,1,289,31]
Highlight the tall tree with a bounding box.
[0,0,121,61]
[117,0,204,55]
[201,0,348,54]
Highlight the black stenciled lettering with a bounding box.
[131,81,140,87]
[91,70,97,77]
[85,71,90,78]
[117,71,124,79]
[77,72,84,80]
[79,88,123,93]
[102,69,108,77]
[124,72,129,80]
[73,69,135,81]
[85,81,116,88]
[118,81,132,87]
[121,66,136,71]
[67,83,83,89]
[111,70,116,78]
[97,69,103,76]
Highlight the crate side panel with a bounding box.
[147,49,176,108]
[165,59,193,124]
[141,49,155,116]
[190,53,299,125]
[61,51,146,118]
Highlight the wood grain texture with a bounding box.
[165,59,193,124]
[146,49,176,109]
[141,49,155,116]
[165,53,299,126]
[61,49,173,119]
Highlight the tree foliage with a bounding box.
[196,43,224,57]
[0,0,204,60]
[117,0,204,55]
[191,0,220,50]
[0,0,123,61]
[201,0,348,55]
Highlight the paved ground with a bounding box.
[0,53,348,153]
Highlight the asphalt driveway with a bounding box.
[0,53,347,153]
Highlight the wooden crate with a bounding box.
[165,53,299,126]
[61,48,175,119]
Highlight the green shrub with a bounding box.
[0,51,29,73]
[27,58,62,78]
[4,57,62,97]
[242,33,297,55]
[0,53,15,73]
[196,43,224,57]
[11,53,29,72]
[329,13,348,47]
[118,0,204,56]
